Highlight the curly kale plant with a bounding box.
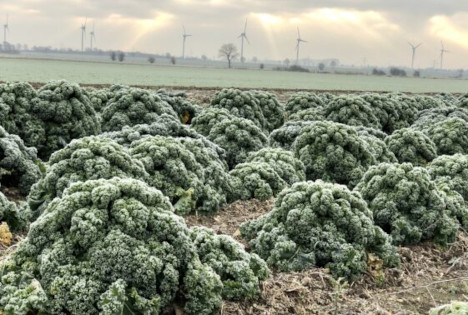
[0,189,27,232]
[211,88,266,130]
[269,121,313,150]
[324,95,381,129]
[0,82,43,146]
[28,136,148,220]
[355,163,460,246]
[29,80,101,159]
[284,92,324,117]
[360,93,402,133]
[101,87,178,132]
[130,136,229,214]
[287,107,325,122]
[384,128,437,166]
[293,121,376,187]
[0,126,42,195]
[411,107,468,129]
[240,180,398,280]
[207,117,268,168]
[86,87,114,112]
[0,178,225,315]
[229,162,287,201]
[355,127,396,163]
[191,107,236,137]
[246,147,305,185]
[456,93,468,109]
[417,117,468,155]
[251,91,284,132]
[190,227,269,300]
[428,154,468,201]
[156,89,202,124]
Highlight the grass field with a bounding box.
[0,56,467,93]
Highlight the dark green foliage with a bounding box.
[29,80,101,159]
[269,121,313,150]
[0,178,224,314]
[386,93,420,129]
[207,117,268,169]
[229,162,287,201]
[355,127,397,163]
[428,154,468,201]
[284,92,324,117]
[360,93,402,133]
[385,128,437,166]
[435,93,458,107]
[355,163,460,246]
[191,107,236,137]
[190,227,269,300]
[156,89,202,124]
[211,88,266,130]
[246,147,306,185]
[240,180,398,280]
[287,107,325,122]
[28,136,148,220]
[130,136,230,214]
[101,87,178,132]
[251,91,284,132]
[456,93,468,109]
[0,127,42,195]
[0,82,41,146]
[293,121,376,187]
[418,117,468,155]
[86,87,114,112]
[324,95,381,129]
[0,188,27,231]
[412,107,468,129]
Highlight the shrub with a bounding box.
[428,154,468,201]
[229,162,287,201]
[246,147,305,185]
[130,136,230,214]
[385,128,437,166]
[251,91,284,132]
[0,82,41,146]
[207,117,267,169]
[240,180,398,280]
[0,178,224,315]
[418,117,468,155]
[269,121,313,150]
[211,88,266,130]
[0,126,42,195]
[29,80,101,159]
[191,107,236,137]
[355,163,460,245]
[101,87,177,132]
[284,92,323,117]
[156,89,202,124]
[28,136,148,220]
[324,95,381,129]
[190,227,269,300]
[293,121,376,187]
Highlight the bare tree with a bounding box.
[118,51,125,62]
[218,43,239,68]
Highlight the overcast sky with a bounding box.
[1,0,468,68]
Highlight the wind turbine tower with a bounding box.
[238,18,249,63]
[440,41,449,69]
[408,42,421,69]
[182,25,191,59]
[3,14,9,46]
[89,22,96,51]
[81,17,87,52]
[295,26,307,65]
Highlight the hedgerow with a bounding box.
[28,136,148,220]
[0,126,42,195]
[101,87,178,132]
[29,80,101,159]
[355,163,460,246]
[207,117,268,169]
[229,162,287,201]
[293,121,376,187]
[240,180,398,280]
[0,178,225,314]
[385,128,437,166]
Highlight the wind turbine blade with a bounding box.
[416,43,422,48]
[238,34,243,38]
[244,18,247,33]
[297,26,300,38]
[245,35,250,45]
[183,25,186,34]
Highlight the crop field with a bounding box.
[1,56,468,92]
[1,80,468,314]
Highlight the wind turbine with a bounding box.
[295,26,307,65]
[440,41,449,69]
[182,25,191,59]
[81,17,87,52]
[408,42,422,69]
[238,18,249,63]
[89,21,96,51]
[3,14,9,45]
